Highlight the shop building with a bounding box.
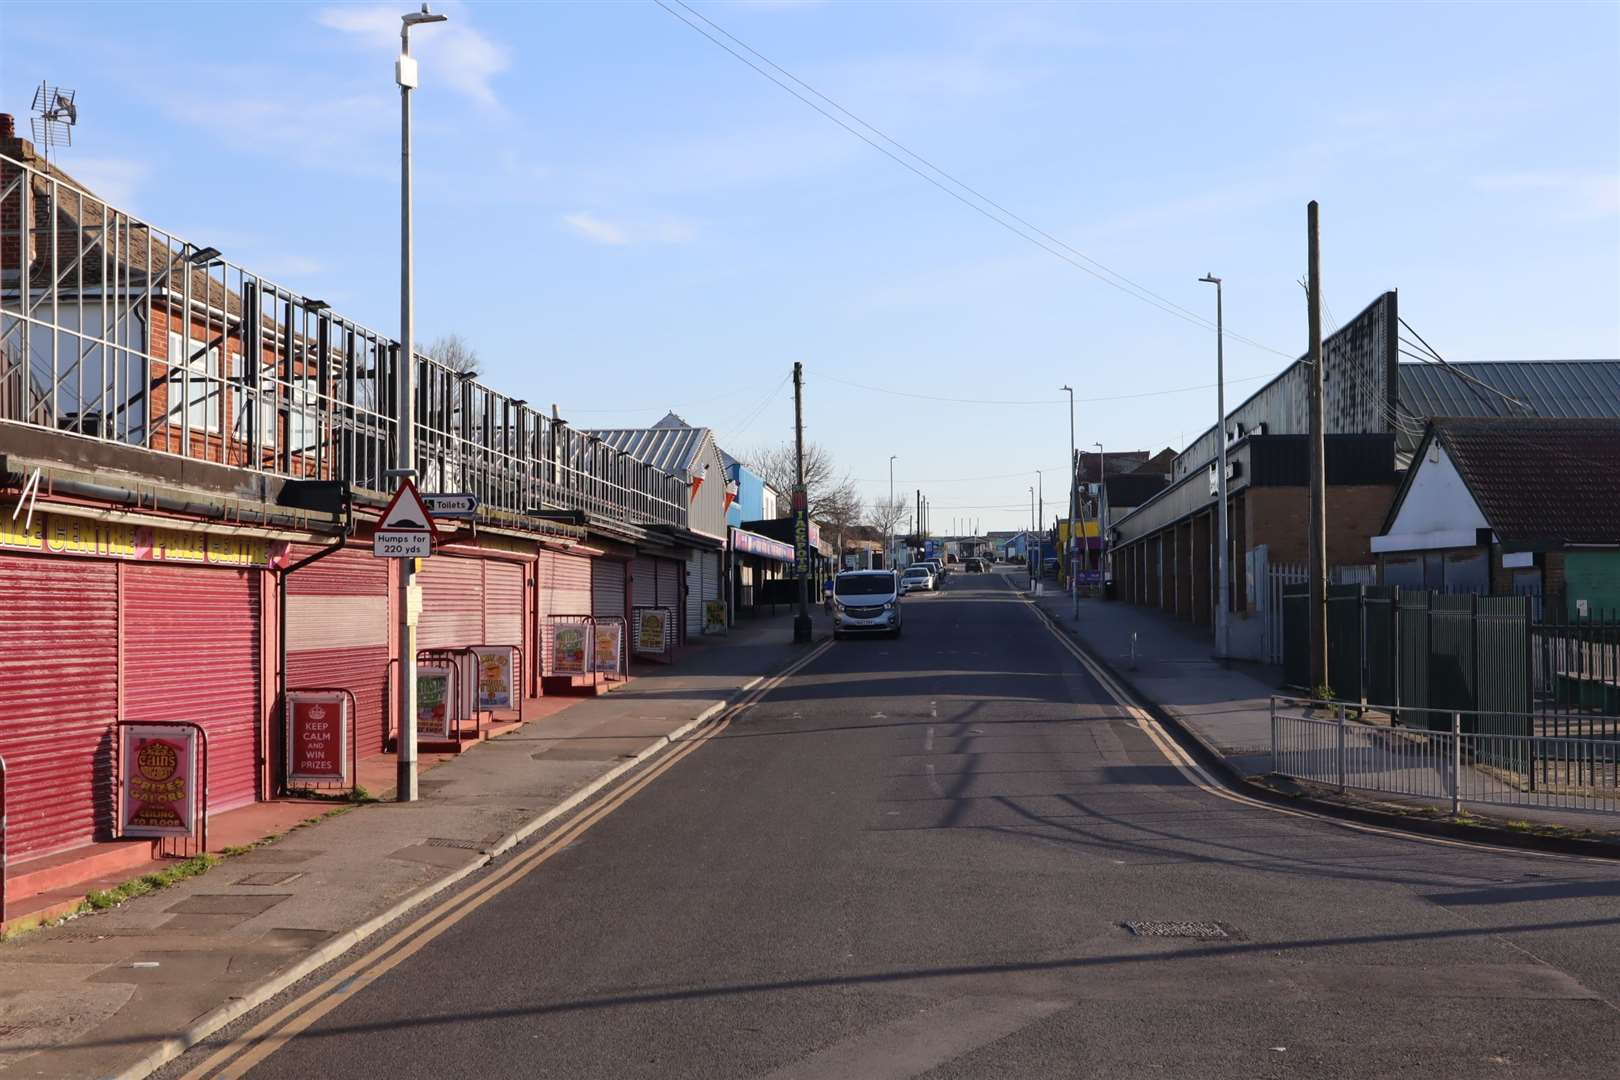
[0,122,693,895]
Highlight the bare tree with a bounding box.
[744,441,858,523]
[425,333,480,377]
[867,493,909,540]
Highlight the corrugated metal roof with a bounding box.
[1396,360,1620,455]
[586,422,714,478]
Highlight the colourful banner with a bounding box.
[635,608,669,655]
[553,624,589,675]
[473,647,515,710]
[287,693,348,783]
[703,599,727,634]
[1,507,289,568]
[119,724,198,838]
[416,670,452,739]
[592,622,622,673]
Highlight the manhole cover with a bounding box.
[1123,920,1230,940]
[425,837,482,850]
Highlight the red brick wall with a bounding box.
[1245,484,1393,566]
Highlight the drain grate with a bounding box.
[1123,920,1230,940]
[425,837,483,850]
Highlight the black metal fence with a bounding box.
[1534,609,1620,740]
[1284,586,1533,737]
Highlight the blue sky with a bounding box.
[3,0,1616,532]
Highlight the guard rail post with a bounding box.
[1451,711,1463,815]
[1336,702,1347,792]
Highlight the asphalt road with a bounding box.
[234,571,1620,1079]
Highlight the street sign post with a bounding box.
[423,493,478,518]
[373,477,437,559]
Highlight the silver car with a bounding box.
[833,570,903,639]
[899,565,934,594]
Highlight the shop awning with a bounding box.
[731,527,795,563]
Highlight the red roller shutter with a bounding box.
[124,563,262,814]
[0,553,119,858]
[419,555,483,650]
[592,558,627,623]
[286,544,389,756]
[632,556,657,609]
[537,550,592,671]
[484,560,524,647]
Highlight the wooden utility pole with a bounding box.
[1307,201,1329,692]
[792,361,813,643]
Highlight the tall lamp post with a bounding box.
[1200,273,1231,661]
[395,2,448,804]
[1028,484,1035,586]
[1061,384,1076,618]
[888,454,897,570]
[1093,441,1105,598]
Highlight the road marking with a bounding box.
[1011,586,1612,866]
[924,726,934,752]
[756,994,1068,1080]
[929,700,938,719]
[925,762,946,798]
[178,638,836,1080]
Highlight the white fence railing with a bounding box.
[1269,697,1620,817]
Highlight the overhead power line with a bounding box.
[819,370,1273,407]
[654,0,1295,361]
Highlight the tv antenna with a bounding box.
[30,82,78,167]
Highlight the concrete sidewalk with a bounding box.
[1018,580,1620,838]
[0,611,829,1080]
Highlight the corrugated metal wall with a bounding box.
[0,554,119,858]
[592,558,627,623]
[123,563,262,813]
[538,550,593,672]
[419,556,484,650]
[484,560,524,647]
[632,556,657,609]
[286,544,389,756]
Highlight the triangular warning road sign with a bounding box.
[377,478,439,537]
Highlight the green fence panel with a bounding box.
[1282,584,1310,689]
[1364,586,1398,709]
[1327,584,1365,703]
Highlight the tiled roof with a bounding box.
[1397,361,1620,456]
[1432,417,1620,546]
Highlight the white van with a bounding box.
[832,570,903,639]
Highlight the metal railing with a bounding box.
[1270,696,1620,817]
[0,151,685,529]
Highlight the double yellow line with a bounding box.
[179,637,835,1080]
[1013,587,1608,865]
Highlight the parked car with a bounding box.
[922,559,947,580]
[900,565,935,594]
[832,570,903,638]
[964,557,985,572]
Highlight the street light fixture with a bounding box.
[394,2,449,805]
[1061,385,1076,618]
[888,454,898,569]
[1093,441,1105,600]
[1200,273,1231,662]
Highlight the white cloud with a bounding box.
[1473,171,1620,220]
[562,211,698,247]
[563,212,629,246]
[317,4,509,108]
[58,155,149,207]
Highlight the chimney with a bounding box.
[0,114,14,142]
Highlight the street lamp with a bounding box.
[1061,384,1076,618]
[1200,273,1231,662]
[394,2,448,804]
[888,454,897,570]
[1093,441,1105,599]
